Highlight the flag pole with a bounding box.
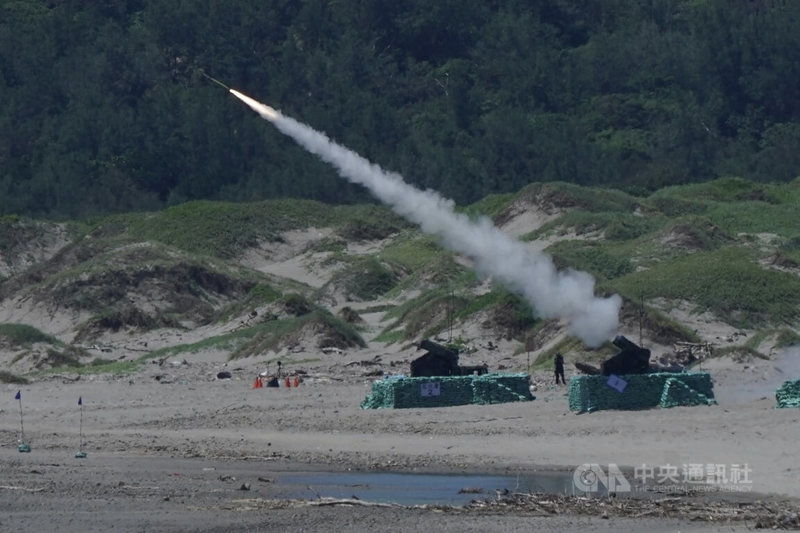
[75,397,87,458]
[17,391,24,441]
[16,390,30,452]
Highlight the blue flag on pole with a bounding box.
[15,390,21,400]
[78,397,82,406]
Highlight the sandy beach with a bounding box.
[3,345,800,532]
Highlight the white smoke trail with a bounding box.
[230,89,621,347]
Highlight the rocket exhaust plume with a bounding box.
[229,89,622,347]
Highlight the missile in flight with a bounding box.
[201,72,230,90]
[215,86,622,346]
[200,73,278,120]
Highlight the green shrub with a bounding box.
[0,324,59,347]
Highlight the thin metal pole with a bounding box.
[17,396,24,441]
[639,293,644,346]
[448,290,454,342]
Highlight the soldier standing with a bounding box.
[555,352,566,385]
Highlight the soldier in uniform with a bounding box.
[555,352,566,385]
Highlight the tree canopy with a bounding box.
[1,0,799,218]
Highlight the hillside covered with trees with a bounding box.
[2,0,799,219]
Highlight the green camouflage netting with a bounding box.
[776,380,800,408]
[360,373,534,409]
[568,372,716,412]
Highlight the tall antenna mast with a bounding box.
[639,293,644,346]
[448,290,454,342]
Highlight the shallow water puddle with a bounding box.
[274,470,601,506]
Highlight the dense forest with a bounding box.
[1,0,799,219]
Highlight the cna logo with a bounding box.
[573,463,631,493]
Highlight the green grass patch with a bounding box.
[611,246,800,327]
[387,253,472,299]
[335,206,409,241]
[34,359,141,377]
[461,192,515,218]
[372,329,405,344]
[382,288,465,340]
[657,216,732,250]
[711,345,768,362]
[345,258,398,300]
[647,178,800,237]
[743,331,769,352]
[0,324,60,347]
[457,289,534,324]
[247,283,282,304]
[518,182,642,213]
[526,210,661,242]
[229,310,366,359]
[641,308,702,344]
[383,285,540,342]
[705,201,800,238]
[216,282,283,323]
[459,289,538,340]
[321,257,399,301]
[652,177,783,204]
[80,359,141,375]
[742,328,800,352]
[145,328,262,361]
[646,193,710,217]
[547,241,634,281]
[90,198,354,259]
[0,370,29,384]
[281,293,314,316]
[379,233,443,271]
[310,236,347,253]
[775,329,800,348]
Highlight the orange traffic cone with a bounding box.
[285,376,290,388]
[253,377,262,389]
[293,376,299,387]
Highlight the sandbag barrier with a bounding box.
[776,379,800,408]
[568,372,716,412]
[360,373,534,409]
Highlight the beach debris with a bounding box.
[0,485,46,492]
[672,341,713,366]
[321,347,344,354]
[467,491,800,528]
